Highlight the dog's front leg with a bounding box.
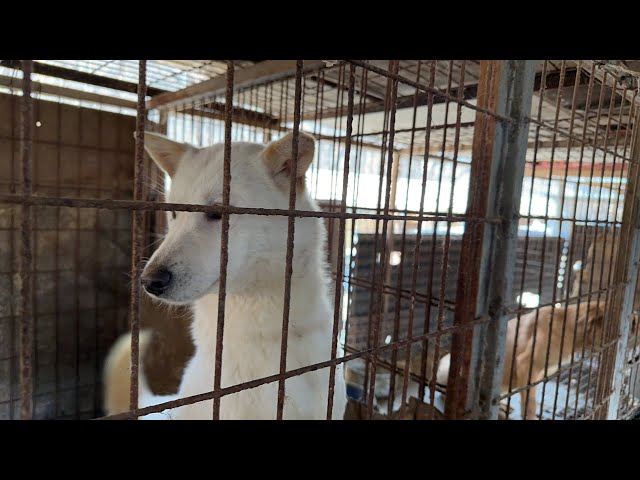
[519,385,539,420]
[516,347,540,420]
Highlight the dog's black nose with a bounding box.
[141,268,172,296]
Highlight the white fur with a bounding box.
[137,135,346,420]
[436,353,450,386]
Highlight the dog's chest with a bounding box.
[171,293,342,419]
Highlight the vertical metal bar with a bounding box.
[553,63,597,419]
[326,64,355,420]
[19,60,34,420]
[383,151,400,415]
[580,72,623,417]
[417,62,438,404]
[436,60,467,419]
[447,60,537,419]
[366,60,400,418]
[74,92,83,418]
[537,61,569,417]
[93,94,105,417]
[212,61,234,420]
[54,92,62,418]
[30,89,40,418]
[344,68,367,395]
[549,63,585,420]
[601,106,640,419]
[507,60,548,419]
[554,64,597,419]
[567,66,609,419]
[276,60,304,420]
[426,61,455,413]
[364,68,391,417]
[398,61,425,418]
[9,88,18,419]
[129,60,147,414]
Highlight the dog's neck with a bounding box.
[190,237,332,351]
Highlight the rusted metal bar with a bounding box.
[276,61,304,420]
[326,64,356,419]
[366,60,400,418]
[98,315,492,420]
[19,60,34,420]
[445,61,536,419]
[0,194,503,227]
[128,60,147,414]
[212,61,234,419]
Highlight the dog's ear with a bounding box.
[135,131,190,177]
[262,131,315,189]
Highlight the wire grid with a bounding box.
[2,60,640,420]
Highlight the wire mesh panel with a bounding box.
[2,59,639,420]
[0,68,136,419]
[500,60,640,420]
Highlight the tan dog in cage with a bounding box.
[103,131,347,419]
[436,302,608,420]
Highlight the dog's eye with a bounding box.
[171,211,176,220]
[205,210,222,221]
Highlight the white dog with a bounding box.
[103,131,346,420]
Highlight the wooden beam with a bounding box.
[147,60,328,110]
[0,74,138,110]
[294,83,479,122]
[296,67,585,122]
[0,60,166,96]
[533,66,585,91]
[307,72,386,103]
[199,101,279,127]
[580,60,640,108]
[181,107,285,130]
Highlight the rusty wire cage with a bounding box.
[1,59,640,420]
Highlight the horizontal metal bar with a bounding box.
[96,315,494,420]
[0,194,503,224]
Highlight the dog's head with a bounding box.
[139,131,319,304]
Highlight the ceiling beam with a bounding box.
[147,60,329,111]
[0,74,137,110]
[0,60,166,97]
[580,60,640,108]
[294,83,479,122]
[295,67,587,122]
[198,101,279,126]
